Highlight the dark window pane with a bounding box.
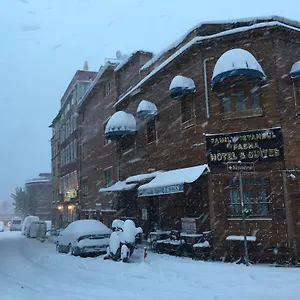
[222,96,231,112]
[234,91,247,111]
[258,188,269,216]
[181,100,194,123]
[147,118,156,143]
[251,87,260,109]
[230,189,241,215]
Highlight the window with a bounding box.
[218,80,262,114]
[181,98,195,124]
[251,87,260,109]
[146,118,156,143]
[222,96,231,112]
[228,178,269,217]
[74,140,77,159]
[104,81,111,96]
[234,91,247,111]
[104,168,113,187]
[120,135,135,153]
[70,142,74,161]
[82,177,88,197]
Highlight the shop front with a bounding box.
[205,127,295,262]
[137,164,210,236]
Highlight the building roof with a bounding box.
[115,18,300,107]
[141,15,300,72]
[114,50,153,72]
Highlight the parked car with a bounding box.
[22,216,39,236]
[28,221,47,239]
[56,219,111,256]
[0,221,4,232]
[10,217,22,231]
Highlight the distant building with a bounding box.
[49,63,97,227]
[25,173,52,220]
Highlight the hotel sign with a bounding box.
[64,189,77,201]
[138,183,184,197]
[206,127,284,165]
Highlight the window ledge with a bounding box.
[182,119,196,130]
[221,108,263,120]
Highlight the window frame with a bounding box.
[146,117,157,144]
[104,167,113,187]
[218,78,262,114]
[181,95,195,125]
[227,177,270,218]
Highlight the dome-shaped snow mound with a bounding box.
[137,100,157,119]
[290,60,300,79]
[105,111,136,140]
[169,75,196,99]
[211,48,266,88]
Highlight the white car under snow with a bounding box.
[0,221,5,232]
[56,219,111,256]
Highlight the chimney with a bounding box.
[83,60,89,71]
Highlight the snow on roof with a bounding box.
[26,177,52,184]
[140,16,300,72]
[211,48,266,87]
[105,111,137,135]
[114,51,152,72]
[136,100,157,118]
[290,60,300,79]
[99,180,137,193]
[125,171,161,184]
[65,219,111,235]
[80,61,116,107]
[226,235,257,242]
[169,75,196,99]
[138,164,209,191]
[115,21,300,107]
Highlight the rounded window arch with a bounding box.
[211,48,267,114]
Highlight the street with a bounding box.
[1,230,300,300]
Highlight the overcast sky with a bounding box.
[0,0,299,203]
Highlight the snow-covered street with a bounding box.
[1,231,300,300]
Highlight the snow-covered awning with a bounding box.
[169,75,196,100]
[226,235,257,242]
[138,164,209,197]
[211,48,266,88]
[105,111,136,140]
[99,180,137,193]
[126,171,162,184]
[290,60,300,79]
[136,100,157,119]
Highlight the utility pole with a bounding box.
[239,172,249,266]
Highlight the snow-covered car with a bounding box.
[10,217,22,231]
[22,216,39,236]
[28,221,47,239]
[0,221,4,232]
[56,219,111,256]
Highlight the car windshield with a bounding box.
[12,220,21,224]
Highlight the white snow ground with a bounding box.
[1,231,300,300]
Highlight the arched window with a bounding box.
[211,48,266,115]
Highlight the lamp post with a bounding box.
[239,172,250,266]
